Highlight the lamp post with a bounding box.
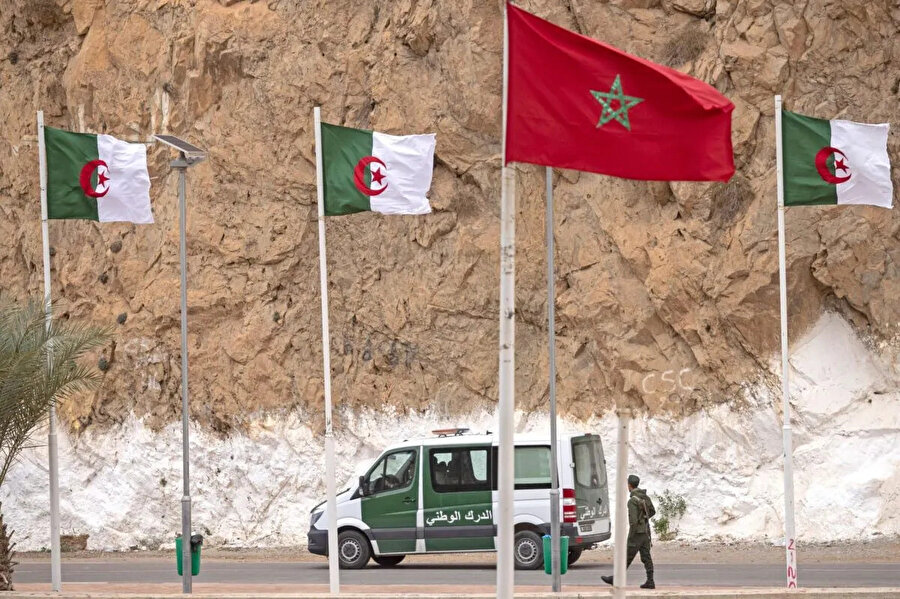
[154,135,206,594]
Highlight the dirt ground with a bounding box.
[17,536,900,565]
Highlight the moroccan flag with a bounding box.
[782,110,892,208]
[44,127,153,223]
[505,2,734,181]
[320,122,435,216]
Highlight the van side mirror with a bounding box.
[358,475,368,496]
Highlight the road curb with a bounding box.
[4,589,900,598]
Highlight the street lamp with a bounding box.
[154,134,206,594]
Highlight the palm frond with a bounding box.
[0,298,109,489]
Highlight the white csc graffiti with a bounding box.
[641,369,694,394]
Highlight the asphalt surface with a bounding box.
[14,559,900,588]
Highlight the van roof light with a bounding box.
[432,427,470,437]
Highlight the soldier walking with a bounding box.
[602,474,656,589]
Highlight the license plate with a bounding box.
[580,522,593,533]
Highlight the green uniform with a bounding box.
[626,488,655,582]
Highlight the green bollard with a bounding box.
[175,534,202,576]
[542,534,570,575]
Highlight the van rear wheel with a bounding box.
[513,530,544,570]
[337,530,371,569]
[568,548,583,565]
[373,555,405,567]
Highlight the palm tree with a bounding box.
[0,298,108,590]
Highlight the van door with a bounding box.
[360,447,419,554]
[570,434,610,536]
[490,444,553,527]
[422,444,494,551]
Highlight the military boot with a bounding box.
[640,569,655,589]
[601,575,614,586]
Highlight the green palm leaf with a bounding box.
[0,298,109,489]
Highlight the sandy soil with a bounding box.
[17,537,900,565]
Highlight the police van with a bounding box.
[307,428,610,569]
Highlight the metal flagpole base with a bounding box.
[48,413,61,592]
[549,488,561,592]
[613,409,631,599]
[181,495,192,593]
[324,435,339,594]
[783,424,797,589]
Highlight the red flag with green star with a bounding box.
[505,2,734,182]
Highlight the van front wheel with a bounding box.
[513,530,544,570]
[337,530,371,569]
[373,555,405,567]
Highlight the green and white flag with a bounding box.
[320,122,435,216]
[782,110,892,208]
[45,126,153,223]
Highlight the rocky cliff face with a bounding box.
[0,0,898,548]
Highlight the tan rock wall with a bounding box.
[0,0,897,432]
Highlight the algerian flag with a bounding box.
[782,110,892,208]
[319,122,435,216]
[45,126,153,223]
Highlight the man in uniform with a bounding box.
[601,474,656,589]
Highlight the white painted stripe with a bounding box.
[370,131,435,215]
[96,134,154,223]
[831,119,893,209]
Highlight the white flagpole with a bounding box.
[497,2,516,597]
[775,95,798,589]
[314,106,340,594]
[612,409,630,599]
[37,110,62,593]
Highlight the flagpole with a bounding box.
[545,166,562,592]
[314,106,340,594]
[774,95,798,590]
[497,2,516,597]
[37,110,62,593]
[612,408,630,599]
[174,153,194,594]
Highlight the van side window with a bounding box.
[367,449,416,495]
[514,446,551,488]
[490,446,552,490]
[430,447,490,493]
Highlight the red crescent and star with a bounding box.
[353,156,388,196]
[79,159,110,198]
[814,146,851,184]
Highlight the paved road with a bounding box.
[15,559,900,588]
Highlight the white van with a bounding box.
[308,429,610,569]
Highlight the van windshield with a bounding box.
[572,436,605,489]
[342,459,374,491]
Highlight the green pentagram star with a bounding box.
[590,75,644,131]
